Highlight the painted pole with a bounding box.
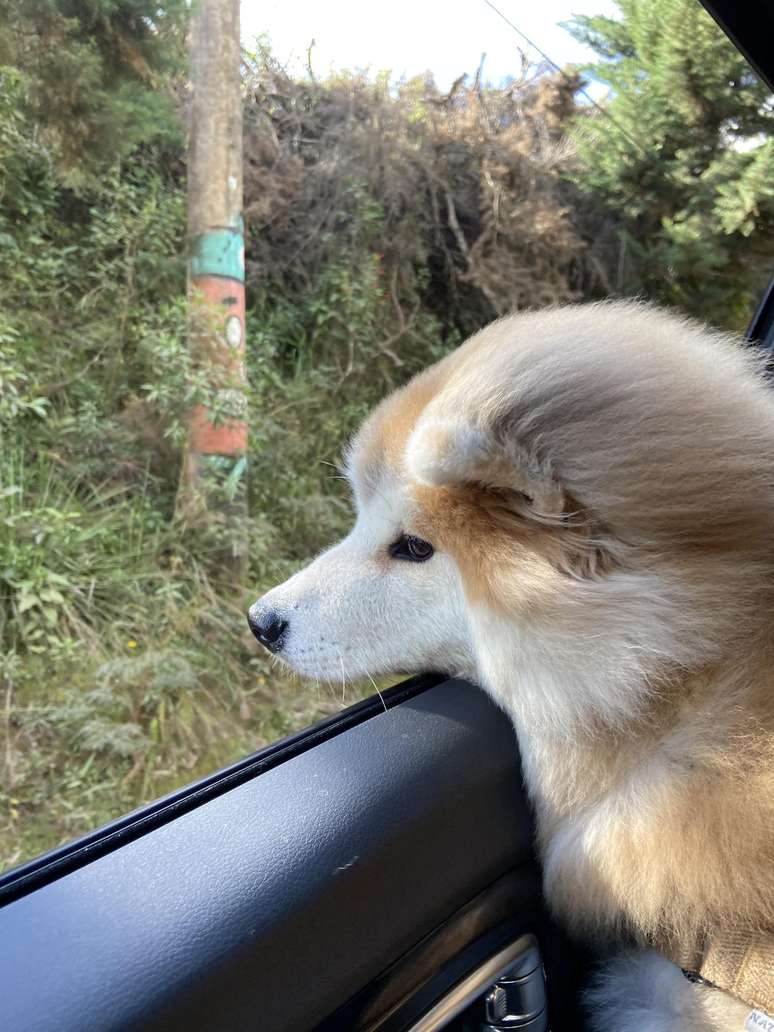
[179,0,247,575]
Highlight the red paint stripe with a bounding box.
[189,404,247,455]
[188,275,247,456]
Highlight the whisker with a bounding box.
[366,673,388,714]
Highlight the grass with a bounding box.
[0,611,373,873]
[0,448,377,873]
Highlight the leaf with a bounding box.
[46,573,70,586]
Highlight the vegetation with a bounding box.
[2,0,773,871]
[566,0,774,327]
[0,0,188,180]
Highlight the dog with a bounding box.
[248,301,774,1031]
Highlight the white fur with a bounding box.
[587,952,750,1032]
[249,474,476,684]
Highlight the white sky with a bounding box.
[241,0,620,97]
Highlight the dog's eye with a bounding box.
[388,534,434,562]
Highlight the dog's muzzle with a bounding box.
[247,606,288,654]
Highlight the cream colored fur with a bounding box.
[250,301,774,1029]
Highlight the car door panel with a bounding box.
[0,678,586,1032]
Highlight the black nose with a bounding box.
[247,609,288,653]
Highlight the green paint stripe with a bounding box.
[199,453,247,471]
[224,455,248,497]
[190,224,245,281]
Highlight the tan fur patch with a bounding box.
[357,370,610,608]
[410,482,568,610]
[536,648,774,947]
[351,361,451,496]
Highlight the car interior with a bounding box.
[1,1,772,1030]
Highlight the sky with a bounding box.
[241,0,620,98]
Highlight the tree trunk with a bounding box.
[178,0,247,578]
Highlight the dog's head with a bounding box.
[249,302,774,732]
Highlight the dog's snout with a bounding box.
[247,608,289,653]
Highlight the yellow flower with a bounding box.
[127,639,138,649]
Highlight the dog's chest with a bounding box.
[518,731,681,929]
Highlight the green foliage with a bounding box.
[565,0,774,327]
[0,60,445,868]
[0,449,161,655]
[40,650,199,758]
[247,242,457,564]
[0,0,188,181]
[0,319,49,425]
[0,80,186,421]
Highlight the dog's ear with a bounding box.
[405,417,613,579]
[405,418,566,520]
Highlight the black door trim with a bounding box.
[698,0,774,94]
[0,679,546,1032]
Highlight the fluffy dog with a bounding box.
[248,301,774,1030]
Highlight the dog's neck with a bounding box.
[498,647,774,943]
[472,597,774,833]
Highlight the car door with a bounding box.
[1,2,772,1030]
[0,673,596,1031]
